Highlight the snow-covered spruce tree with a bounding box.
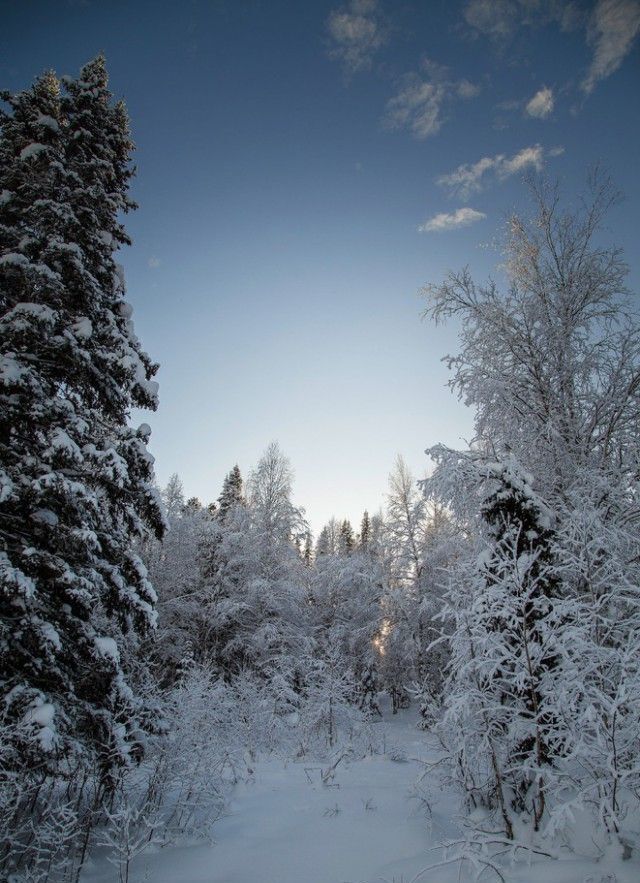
[358,510,371,552]
[0,58,163,794]
[422,174,640,853]
[426,453,561,838]
[338,519,355,554]
[315,517,341,557]
[217,464,243,519]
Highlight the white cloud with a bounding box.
[419,207,487,232]
[384,62,481,140]
[148,256,161,269]
[385,77,447,139]
[437,155,497,197]
[525,85,555,117]
[437,144,553,198]
[327,0,386,72]
[582,0,640,93]
[499,144,545,176]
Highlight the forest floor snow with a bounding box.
[82,704,639,883]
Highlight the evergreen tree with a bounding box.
[358,510,371,552]
[315,526,331,557]
[0,59,164,783]
[339,519,355,554]
[480,457,558,829]
[184,496,202,512]
[315,518,340,557]
[217,464,243,520]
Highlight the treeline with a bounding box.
[145,446,454,719]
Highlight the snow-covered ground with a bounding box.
[82,705,639,883]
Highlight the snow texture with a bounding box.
[81,705,640,883]
[19,142,48,161]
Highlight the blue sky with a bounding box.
[3,0,639,533]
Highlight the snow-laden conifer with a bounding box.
[0,59,164,791]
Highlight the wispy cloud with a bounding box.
[148,256,161,269]
[525,86,554,117]
[457,78,482,98]
[437,156,497,198]
[385,77,447,139]
[463,0,583,41]
[500,144,545,176]
[327,0,386,72]
[463,0,638,97]
[463,0,523,40]
[437,144,559,199]
[384,61,481,140]
[419,207,486,233]
[582,0,640,93]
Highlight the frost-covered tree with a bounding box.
[310,542,385,715]
[0,59,163,789]
[315,518,340,557]
[423,174,640,853]
[413,502,459,712]
[424,172,639,497]
[379,457,428,711]
[196,495,255,676]
[197,444,308,695]
[385,456,425,584]
[427,454,561,835]
[144,474,209,683]
[551,478,640,850]
[162,473,185,518]
[299,643,358,750]
[243,443,308,688]
[302,531,313,567]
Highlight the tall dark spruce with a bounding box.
[0,57,164,784]
[217,464,243,520]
